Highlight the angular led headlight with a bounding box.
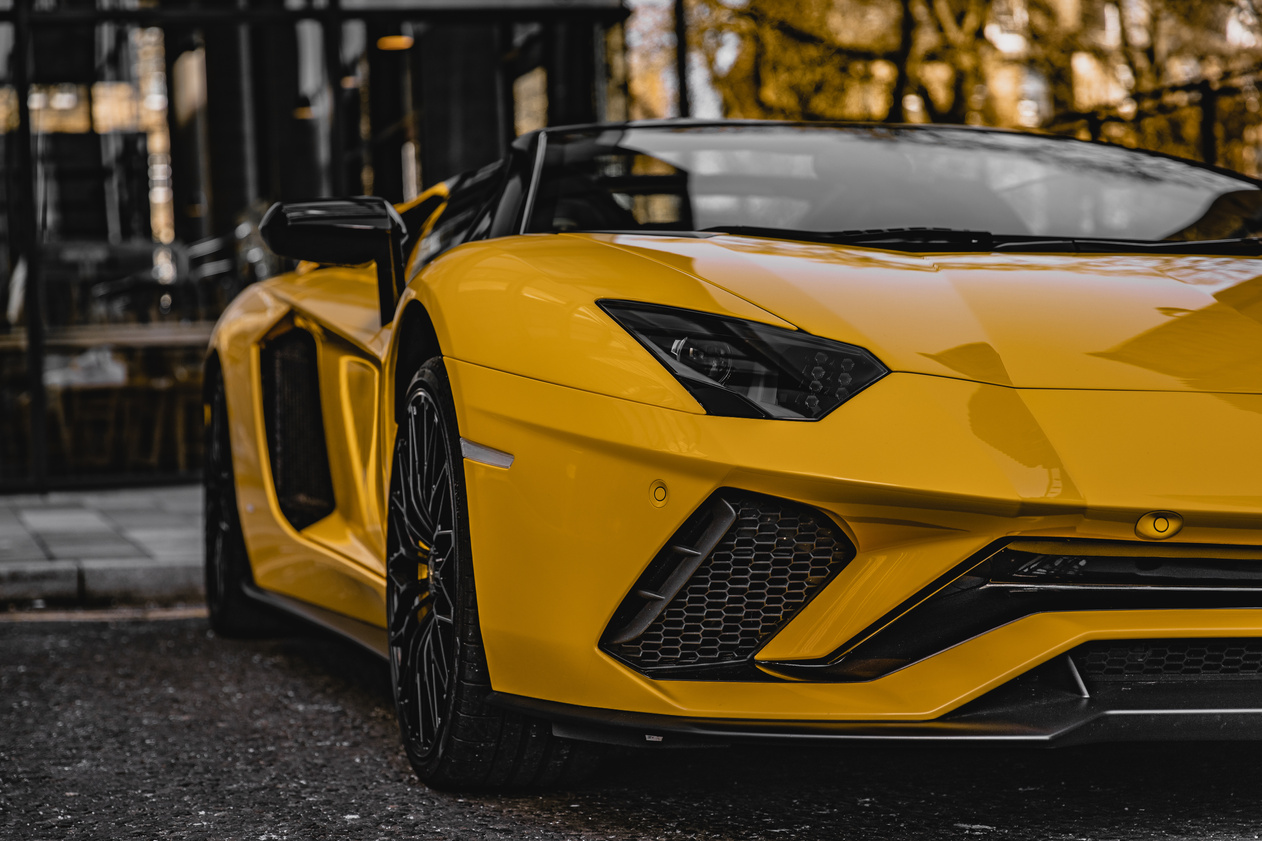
[600,300,888,420]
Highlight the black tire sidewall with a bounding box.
[203,365,279,637]
[205,370,243,629]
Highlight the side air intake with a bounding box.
[260,326,336,531]
[602,490,854,677]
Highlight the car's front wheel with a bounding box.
[386,358,601,791]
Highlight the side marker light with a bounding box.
[460,438,514,469]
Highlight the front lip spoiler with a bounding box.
[489,664,1262,749]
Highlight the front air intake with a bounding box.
[763,538,1262,684]
[1073,639,1262,681]
[602,490,854,677]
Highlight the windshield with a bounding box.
[526,124,1262,243]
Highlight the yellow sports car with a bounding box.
[205,121,1262,790]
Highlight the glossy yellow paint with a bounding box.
[209,268,390,627]
[209,227,1262,724]
[399,234,794,414]
[450,356,1262,717]
[397,181,450,218]
[602,233,1262,393]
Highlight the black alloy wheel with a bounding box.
[387,368,458,762]
[386,358,602,791]
[204,361,284,637]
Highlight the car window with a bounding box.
[527,125,1262,243]
[415,159,509,267]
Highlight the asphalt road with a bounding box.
[3,614,1261,841]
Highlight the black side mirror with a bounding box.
[260,196,407,326]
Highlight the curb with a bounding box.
[0,558,204,605]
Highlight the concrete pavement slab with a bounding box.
[41,535,144,560]
[0,534,49,562]
[0,521,39,538]
[157,489,203,514]
[2,485,204,606]
[124,527,201,556]
[77,490,172,510]
[0,491,86,508]
[124,527,201,543]
[102,509,193,530]
[19,508,114,534]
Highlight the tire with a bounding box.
[204,363,285,638]
[387,358,603,791]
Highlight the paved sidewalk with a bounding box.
[0,485,204,606]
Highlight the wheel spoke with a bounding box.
[402,614,430,741]
[387,379,460,760]
[388,487,426,557]
[405,409,435,538]
[388,584,429,638]
[421,620,444,733]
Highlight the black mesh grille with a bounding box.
[1074,639,1262,680]
[260,328,335,531]
[605,491,853,672]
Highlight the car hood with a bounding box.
[590,233,1262,394]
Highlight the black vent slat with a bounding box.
[1074,639,1262,681]
[260,328,336,531]
[605,491,853,673]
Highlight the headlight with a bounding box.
[599,300,888,420]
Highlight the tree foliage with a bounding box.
[665,0,1262,167]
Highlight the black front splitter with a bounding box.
[490,662,1262,749]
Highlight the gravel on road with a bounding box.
[2,614,1261,840]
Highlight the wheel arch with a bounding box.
[393,301,443,423]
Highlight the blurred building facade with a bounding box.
[0,0,628,491]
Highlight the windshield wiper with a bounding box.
[702,226,997,250]
[997,236,1262,255]
[702,226,1262,256]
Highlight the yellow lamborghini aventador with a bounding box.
[205,121,1262,790]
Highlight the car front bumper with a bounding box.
[447,357,1262,729]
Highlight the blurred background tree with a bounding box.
[627,0,1262,173]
